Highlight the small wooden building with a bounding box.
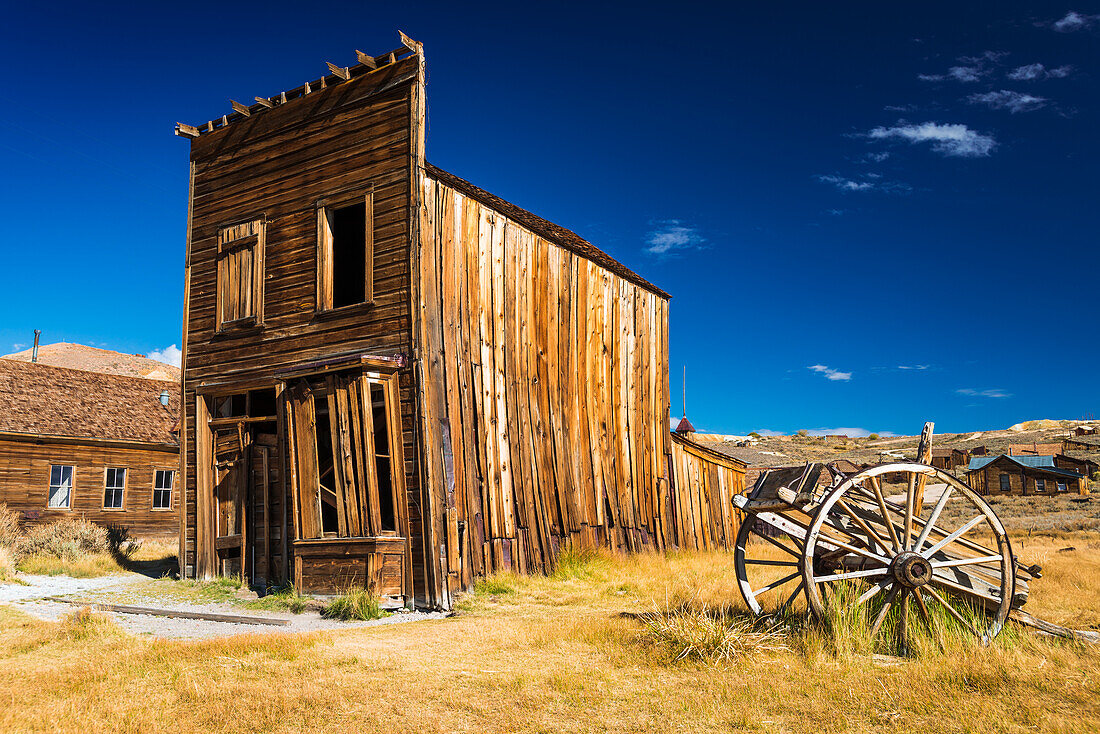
[0,358,181,538]
[175,37,744,609]
[1008,442,1063,457]
[967,455,1088,496]
[931,447,969,472]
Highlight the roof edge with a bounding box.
[425,162,672,300]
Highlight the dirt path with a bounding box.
[1,573,447,639]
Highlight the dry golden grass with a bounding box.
[0,534,1098,732]
[14,539,177,579]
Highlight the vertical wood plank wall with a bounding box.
[416,176,745,604]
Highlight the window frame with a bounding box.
[998,473,1011,492]
[47,464,76,510]
[152,468,175,511]
[315,185,374,314]
[1034,478,1046,493]
[1057,482,1068,493]
[215,217,266,332]
[103,467,127,511]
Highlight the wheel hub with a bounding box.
[891,551,932,588]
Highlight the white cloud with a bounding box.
[867,122,995,158]
[1007,63,1073,80]
[864,151,891,163]
[816,174,874,192]
[947,65,983,82]
[1052,11,1099,32]
[898,364,930,370]
[968,90,1047,113]
[809,364,852,382]
[644,220,706,256]
[148,344,182,367]
[956,388,1010,399]
[10,343,25,351]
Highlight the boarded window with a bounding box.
[287,369,402,539]
[999,474,1010,492]
[153,469,174,509]
[48,465,74,508]
[216,219,265,329]
[316,188,374,311]
[104,468,126,509]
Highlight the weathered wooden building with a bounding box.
[931,447,970,472]
[175,36,744,609]
[0,358,181,538]
[967,454,1089,496]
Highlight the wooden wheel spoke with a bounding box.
[913,591,944,652]
[928,574,1001,605]
[924,586,980,637]
[779,581,804,613]
[835,498,893,556]
[896,588,910,655]
[745,558,799,567]
[913,485,954,553]
[856,578,892,605]
[862,476,902,553]
[812,567,889,583]
[869,584,900,638]
[903,473,916,550]
[754,529,801,558]
[751,571,801,598]
[930,554,1003,569]
[922,515,986,559]
[813,532,891,566]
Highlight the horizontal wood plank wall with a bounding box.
[417,177,746,600]
[0,436,180,538]
[182,56,422,586]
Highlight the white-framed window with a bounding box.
[153,469,174,509]
[48,465,74,508]
[104,468,126,509]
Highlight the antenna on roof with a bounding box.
[32,330,41,364]
[675,365,695,434]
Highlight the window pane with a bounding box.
[48,465,73,508]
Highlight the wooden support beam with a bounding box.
[399,31,422,54]
[326,62,350,80]
[46,597,290,627]
[355,50,377,69]
[205,121,214,132]
[254,96,274,108]
[304,81,312,94]
[221,114,228,126]
[230,100,251,116]
[175,122,200,138]
[279,91,287,103]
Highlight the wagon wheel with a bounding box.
[734,510,808,615]
[801,463,1014,654]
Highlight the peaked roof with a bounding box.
[3,343,180,382]
[0,359,179,446]
[968,454,1083,479]
[675,416,696,433]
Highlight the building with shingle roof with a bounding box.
[0,358,180,538]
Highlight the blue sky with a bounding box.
[0,2,1096,436]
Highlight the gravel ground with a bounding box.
[1,573,448,639]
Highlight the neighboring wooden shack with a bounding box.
[967,454,1089,496]
[174,37,744,609]
[0,358,181,538]
[1008,442,1063,457]
[931,447,970,472]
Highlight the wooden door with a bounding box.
[249,435,278,586]
[213,427,248,578]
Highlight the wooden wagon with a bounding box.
[730,425,1058,652]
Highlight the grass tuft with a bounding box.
[639,597,788,663]
[321,588,391,621]
[59,607,118,640]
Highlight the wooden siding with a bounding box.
[181,55,423,586]
[668,434,746,551]
[0,435,179,538]
[969,464,1086,496]
[414,176,745,607]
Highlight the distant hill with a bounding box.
[698,419,1100,469]
[2,342,180,382]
